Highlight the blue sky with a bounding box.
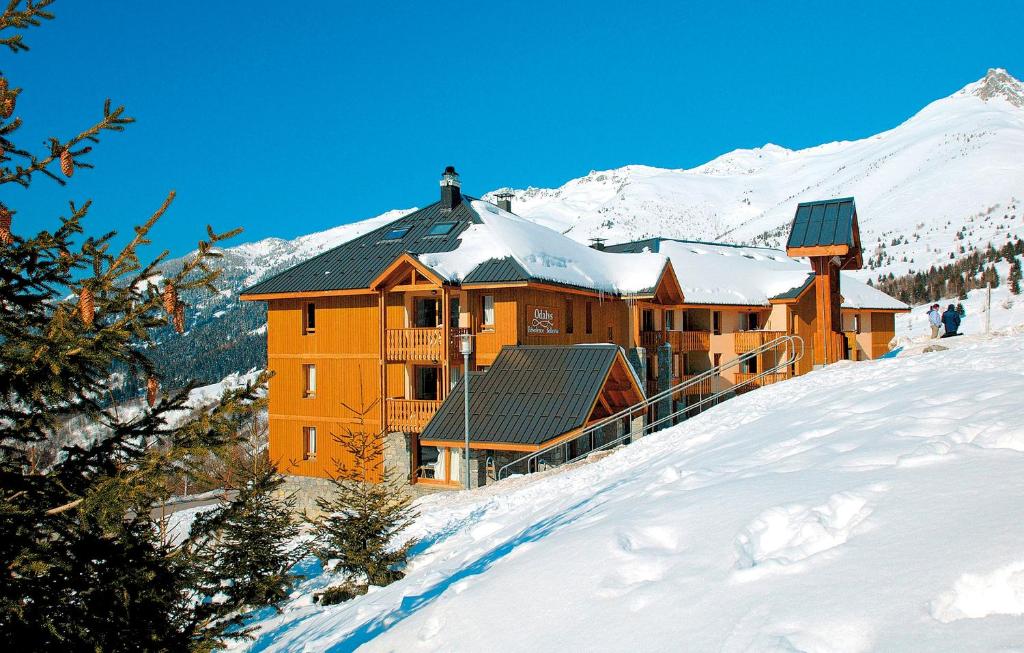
[6,0,1023,258]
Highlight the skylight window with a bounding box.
[426,222,456,236]
[381,227,410,240]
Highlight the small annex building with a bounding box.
[418,344,645,487]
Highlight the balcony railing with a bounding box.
[386,398,442,433]
[669,330,711,352]
[733,371,788,391]
[386,327,443,361]
[733,330,786,353]
[639,331,664,350]
[640,330,711,351]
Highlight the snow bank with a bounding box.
[243,333,1024,651]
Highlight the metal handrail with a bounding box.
[496,335,804,480]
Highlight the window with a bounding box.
[381,226,410,241]
[304,302,316,334]
[426,222,456,236]
[415,366,440,401]
[853,314,861,333]
[481,295,495,328]
[450,296,460,326]
[585,302,594,334]
[664,310,675,331]
[303,426,317,459]
[606,325,613,342]
[740,358,758,374]
[565,299,574,334]
[642,309,655,332]
[712,311,722,335]
[413,297,441,327]
[742,312,759,331]
[714,353,722,369]
[303,364,316,398]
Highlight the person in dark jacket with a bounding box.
[941,304,962,337]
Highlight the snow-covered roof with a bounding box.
[613,239,907,311]
[418,200,670,296]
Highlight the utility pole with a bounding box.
[459,333,474,490]
[986,282,992,334]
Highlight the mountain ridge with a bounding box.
[152,68,1024,391]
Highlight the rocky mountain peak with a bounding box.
[965,68,1024,107]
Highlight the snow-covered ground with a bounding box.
[240,327,1024,651]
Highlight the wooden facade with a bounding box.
[243,186,907,485]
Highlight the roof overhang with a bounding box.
[369,252,447,291]
[239,288,374,301]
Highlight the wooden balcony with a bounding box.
[639,330,665,350]
[669,330,711,352]
[678,374,716,395]
[639,330,711,351]
[733,371,788,392]
[733,330,786,353]
[386,398,442,433]
[386,327,471,362]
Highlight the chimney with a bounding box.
[589,237,607,251]
[495,191,514,213]
[440,165,461,210]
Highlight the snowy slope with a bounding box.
[243,329,1024,652]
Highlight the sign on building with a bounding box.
[526,304,560,335]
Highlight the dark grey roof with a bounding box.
[462,256,530,284]
[770,273,814,300]
[604,237,783,256]
[603,238,664,254]
[421,345,622,447]
[242,199,481,295]
[786,198,857,250]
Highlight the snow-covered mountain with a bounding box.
[156,69,1024,390]
[485,68,1024,282]
[191,68,1024,296]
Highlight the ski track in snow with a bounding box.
[236,329,1024,652]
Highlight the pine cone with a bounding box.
[162,282,177,315]
[146,377,159,407]
[60,148,74,177]
[79,287,95,327]
[173,302,185,334]
[0,205,11,245]
[2,96,13,119]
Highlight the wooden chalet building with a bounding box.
[240,167,908,490]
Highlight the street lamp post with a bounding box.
[458,333,473,490]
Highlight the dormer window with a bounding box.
[382,226,410,241]
[426,222,456,237]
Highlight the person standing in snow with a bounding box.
[940,303,961,338]
[927,304,943,338]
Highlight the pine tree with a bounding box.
[311,429,418,600]
[190,442,303,620]
[1010,258,1023,295]
[0,4,271,650]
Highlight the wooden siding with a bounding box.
[266,295,382,479]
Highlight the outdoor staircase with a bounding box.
[497,335,805,480]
